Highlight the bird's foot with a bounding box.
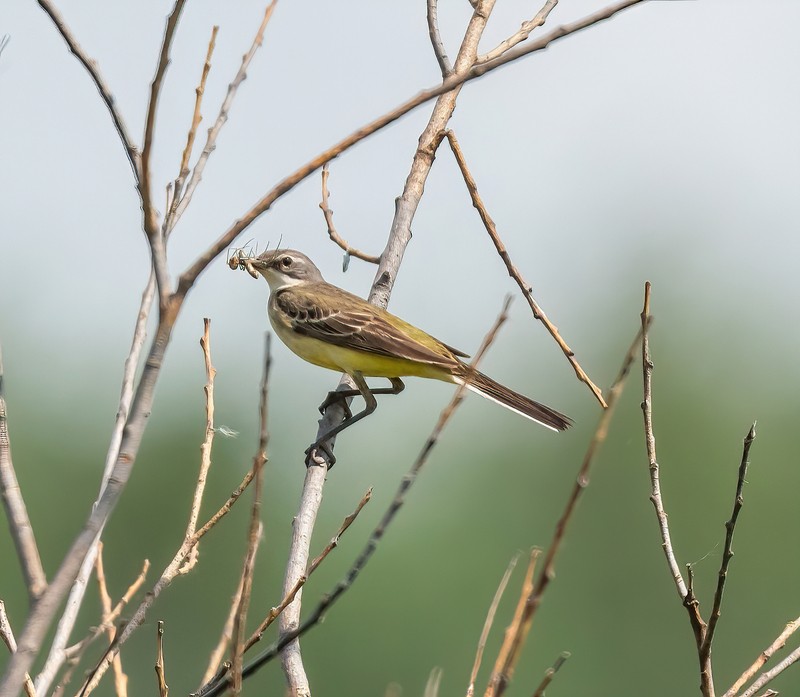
[305,440,336,468]
[318,390,352,420]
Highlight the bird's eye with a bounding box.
[281,256,292,268]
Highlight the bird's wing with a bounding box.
[275,285,464,368]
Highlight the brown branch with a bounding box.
[168,2,277,234]
[739,644,800,697]
[165,25,219,237]
[155,621,168,697]
[426,0,452,77]
[477,0,559,65]
[485,316,646,697]
[0,602,36,697]
[95,545,128,697]
[199,297,514,697]
[178,0,650,292]
[701,424,757,663]
[240,487,372,655]
[319,165,380,265]
[76,323,261,696]
[445,129,606,409]
[531,652,570,697]
[467,554,519,697]
[230,335,271,694]
[35,1,140,177]
[641,282,713,697]
[0,346,47,601]
[724,617,800,697]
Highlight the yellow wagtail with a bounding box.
[239,249,570,462]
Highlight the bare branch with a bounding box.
[319,165,380,265]
[701,424,757,663]
[427,0,453,77]
[178,0,650,292]
[0,347,47,601]
[35,0,140,176]
[724,617,800,697]
[445,129,606,409]
[241,488,372,655]
[200,297,514,697]
[476,0,559,65]
[94,545,128,697]
[739,645,800,697]
[0,602,36,697]
[641,282,713,696]
[165,25,219,237]
[467,554,519,697]
[485,317,646,697]
[168,2,278,234]
[531,652,570,697]
[230,335,271,694]
[36,273,157,696]
[155,622,168,697]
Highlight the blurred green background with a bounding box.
[2,1,799,695]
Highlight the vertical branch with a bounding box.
[485,318,646,697]
[230,335,271,693]
[0,346,47,601]
[641,283,713,697]
[701,424,756,661]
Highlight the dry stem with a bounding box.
[0,347,47,601]
[0,602,36,697]
[319,165,380,265]
[445,129,606,409]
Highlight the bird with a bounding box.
[236,248,570,463]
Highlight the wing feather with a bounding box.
[275,284,463,369]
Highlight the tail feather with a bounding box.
[453,369,571,432]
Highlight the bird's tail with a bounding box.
[452,369,571,432]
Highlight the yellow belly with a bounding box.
[269,310,452,381]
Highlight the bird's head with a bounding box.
[247,249,325,291]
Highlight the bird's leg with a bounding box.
[306,375,405,468]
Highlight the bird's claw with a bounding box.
[318,391,352,420]
[305,440,336,468]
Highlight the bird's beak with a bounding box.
[229,251,269,279]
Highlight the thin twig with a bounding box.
[35,273,157,697]
[94,545,128,697]
[724,617,800,697]
[178,0,650,292]
[168,2,277,234]
[180,318,218,574]
[531,652,570,697]
[426,0,452,77]
[641,282,713,697]
[242,488,372,654]
[425,667,444,697]
[739,644,800,697]
[0,602,36,697]
[165,25,219,237]
[199,297,515,697]
[477,0,559,65]
[35,1,140,176]
[467,554,520,697]
[199,577,244,687]
[485,317,648,697]
[230,335,271,694]
[155,622,168,697]
[75,322,261,696]
[319,165,380,265]
[0,346,47,601]
[701,424,757,662]
[445,129,606,409]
